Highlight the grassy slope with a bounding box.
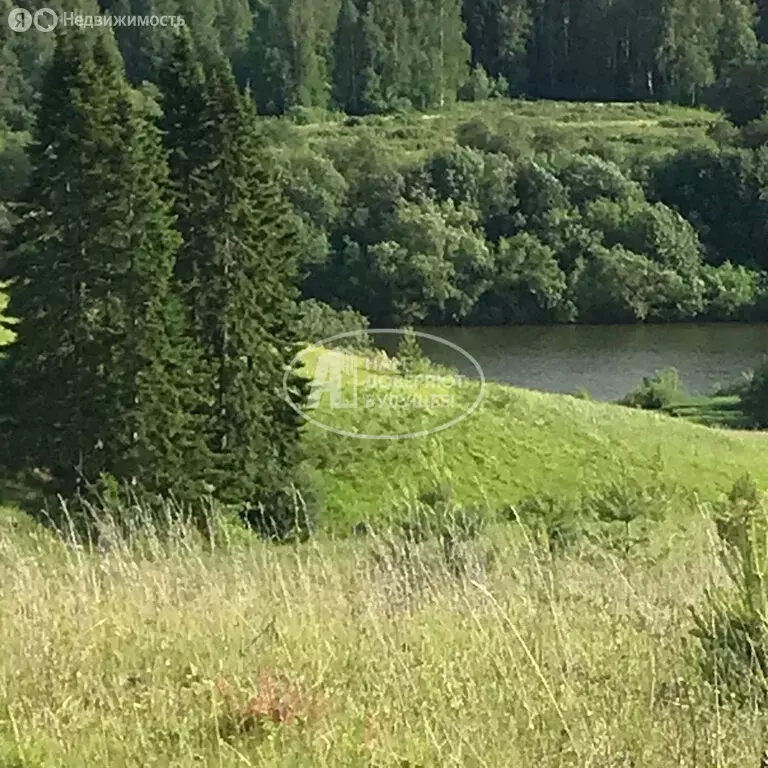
[259,99,719,171]
[294,99,719,161]
[303,349,767,532]
[4,514,765,767]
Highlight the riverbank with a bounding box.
[298,348,768,533]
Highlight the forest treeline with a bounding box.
[6,1,768,328]
[2,0,768,128]
[276,117,768,326]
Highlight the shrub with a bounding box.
[741,357,768,427]
[459,66,492,102]
[240,468,320,543]
[712,372,753,397]
[396,327,430,375]
[618,367,684,410]
[691,476,768,703]
[510,471,675,556]
[297,299,371,348]
[586,474,670,555]
[511,494,588,554]
[490,74,510,99]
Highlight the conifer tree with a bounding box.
[160,35,310,535]
[332,0,376,113]
[0,28,207,502]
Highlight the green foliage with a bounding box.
[458,65,492,101]
[619,368,686,411]
[701,261,759,319]
[239,468,320,542]
[713,371,754,397]
[463,0,529,95]
[739,113,768,147]
[556,154,643,210]
[511,473,675,557]
[422,146,485,205]
[511,494,587,554]
[707,43,768,126]
[159,38,310,534]
[648,146,768,272]
[331,0,468,115]
[0,28,208,503]
[0,286,13,347]
[569,246,655,323]
[396,327,429,375]
[285,106,762,326]
[296,299,370,346]
[322,195,492,325]
[474,233,570,324]
[2,0,761,130]
[741,356,768,426]
[243,0,333,115]
[691,476,768,703]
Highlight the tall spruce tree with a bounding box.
[0,28,207,503]
[160,35,310,535]
[332,0,378,113]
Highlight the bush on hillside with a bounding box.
[396,327,430,375]
[713,371,754,397]
[459,65,492,102]
[618,367,685,410]
[297,299,371,348]
[741,357,768,427]
[240,469,319,543]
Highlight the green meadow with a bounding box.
[301,347,768,533]
[285,99,720,163]
[2,340,768,767]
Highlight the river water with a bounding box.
[417,324,768,401]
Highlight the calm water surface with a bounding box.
[416,324,768,402]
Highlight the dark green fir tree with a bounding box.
[0,28,208,506]
[160,34,311,537]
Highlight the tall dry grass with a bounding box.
[0,503,765,767]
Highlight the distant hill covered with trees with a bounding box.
[1,0,767,129]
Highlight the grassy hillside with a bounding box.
[2,509,765,767]
[2,345,768,766]
[0,343,762,532]
[302,348,768,532]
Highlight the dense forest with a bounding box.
[3,0,768,124]
[5,1,768,330]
